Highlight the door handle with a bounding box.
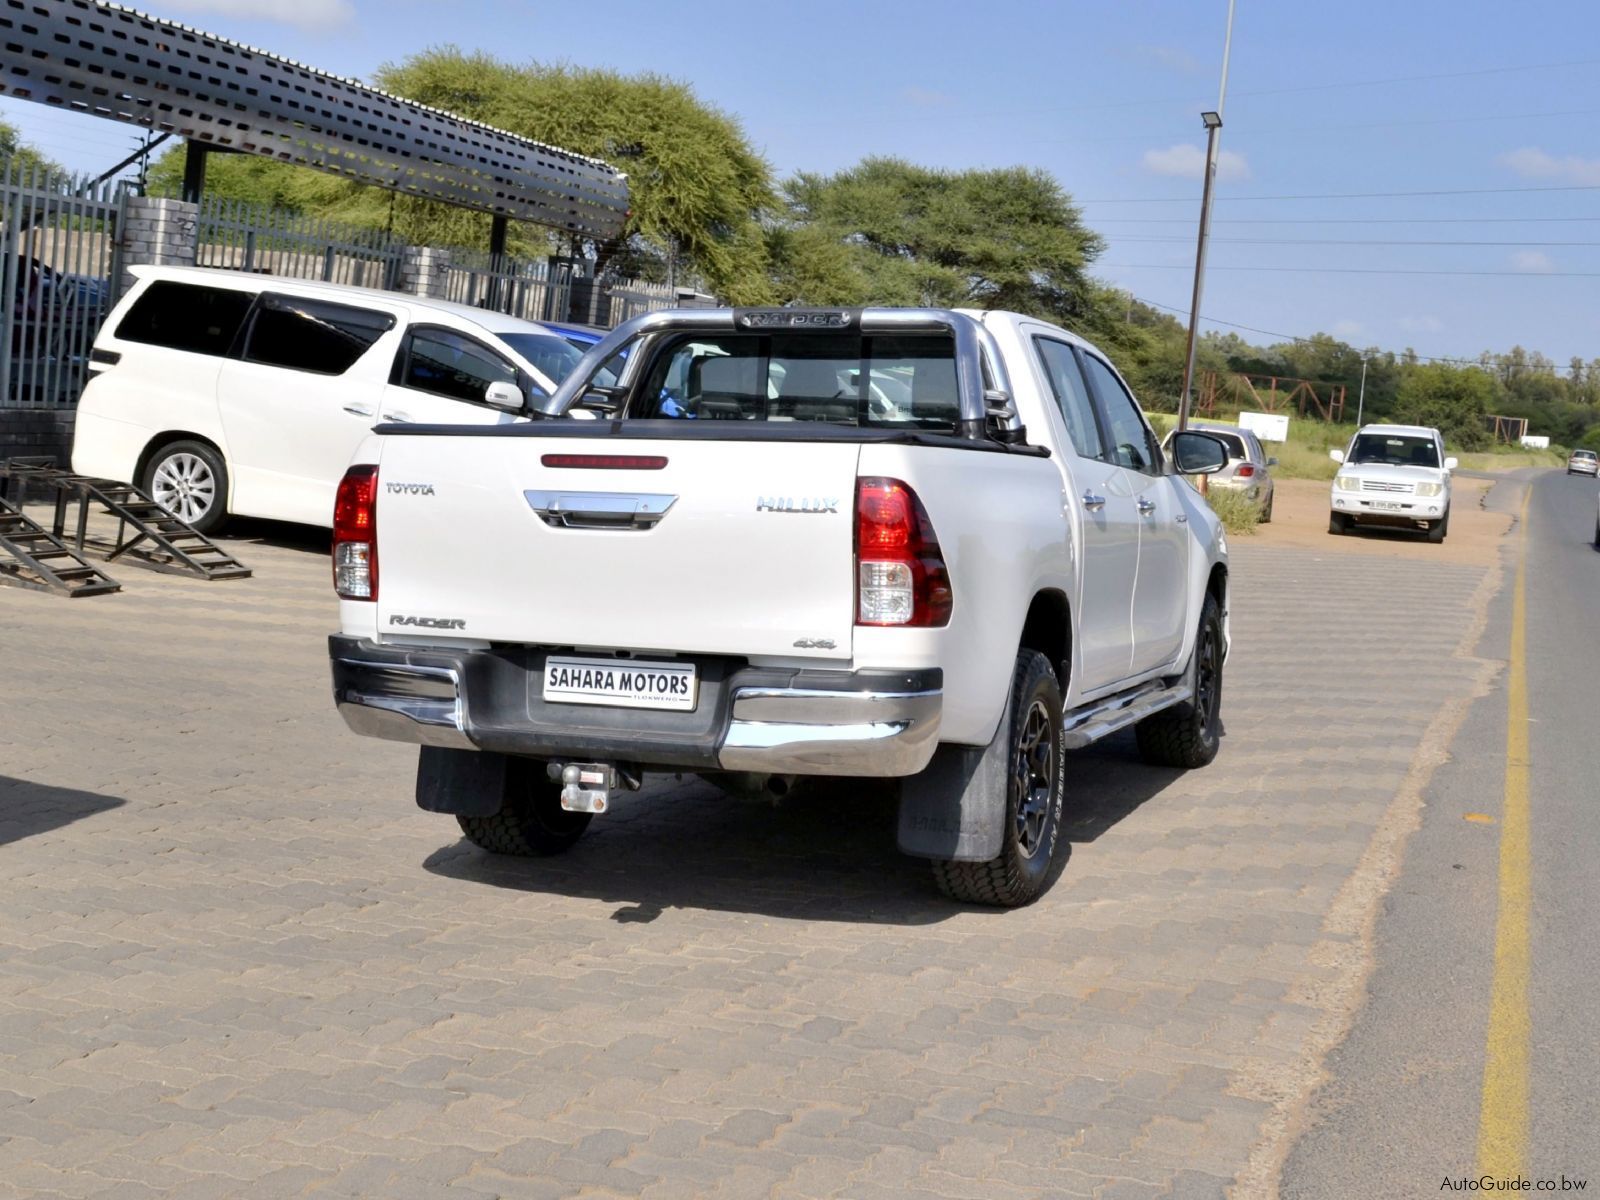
[1137,498,1156,516]
[1081,491,1106,511]
[387,411,411,423]
[343,404,375,417]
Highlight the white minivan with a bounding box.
[72,266,593,531]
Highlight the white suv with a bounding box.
[1328,423,1458,543]
[72,266,591,532]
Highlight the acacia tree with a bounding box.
[770,158,1105,321]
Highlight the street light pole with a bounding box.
[1177,0,1237,433]
[1356,356,1368,427]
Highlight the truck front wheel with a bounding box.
[931,650,1065,908]
[1135,592,1224,769]
[456,759,591,856]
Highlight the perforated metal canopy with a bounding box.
[0,0,631,237]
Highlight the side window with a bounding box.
[400,328,519,404]
[242,294,394,376]
[114,281,253,356]
[1033,337,1104,460]
[1080,353,1158,475]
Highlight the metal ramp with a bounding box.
[0,498,121,596]
[0,461,251,582]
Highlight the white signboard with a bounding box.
[1237,411,1290,443]
[1520,435,1549,449]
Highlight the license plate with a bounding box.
[543,655,697,711]
[1369,500,1406,511]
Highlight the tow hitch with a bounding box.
[548,762,640,813]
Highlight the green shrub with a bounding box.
[1202,485,1260,535]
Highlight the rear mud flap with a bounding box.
[896,694,1010,862]
[416,746,506,817]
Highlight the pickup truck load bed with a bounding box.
[330,307,1233,906]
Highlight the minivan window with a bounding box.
[242,294,394,376]
[115,281,253,357]
[400,328,520,403]
[633,333,959,428]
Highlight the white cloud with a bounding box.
[1510,250,1556,273]
[1141,143,1251,182]
[1399,315,1445,334]
[157,0,355,32]
[1497,146,1600,186]
[1331,319,1363,340]
[1126,45,1201,73]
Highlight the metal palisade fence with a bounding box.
[0,159,124,409]
[196,196,406,290]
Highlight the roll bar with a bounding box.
[534,307,1021,441]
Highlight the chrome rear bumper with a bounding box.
[330,637,941,777]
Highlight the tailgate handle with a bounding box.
[523,489,677,530]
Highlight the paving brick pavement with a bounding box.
[0,521,1496,1199]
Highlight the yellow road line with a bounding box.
[1477,485,1532,1177]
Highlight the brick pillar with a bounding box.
[398,246,452,299]
[118,197,199,295]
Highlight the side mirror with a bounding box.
[1328,448,1346,464]
[1444,456,1459,471]
[1170,431,1230,475]
[484,381,524,412]
[1266,456,1279,467]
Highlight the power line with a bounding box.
[1129,295,1584,373]
[1094,216,1600,225]
[1111,236,1600,247]
[1081,184,1600,205]
[1106,262,1600,277]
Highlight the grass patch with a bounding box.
[1202,485,1261,535]
[1453,448,1566,472]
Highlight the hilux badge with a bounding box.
[756,497,839,514]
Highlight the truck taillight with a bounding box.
[855,477,951,627]
[333,464,378,601]
[1236,463,1256,477]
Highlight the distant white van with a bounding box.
[72,266,591,531]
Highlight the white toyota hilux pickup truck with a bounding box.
[329,307,1234,906]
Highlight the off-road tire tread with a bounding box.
[456,769,590,857]
[1135,595,1223,770]
[930,650,1060,908]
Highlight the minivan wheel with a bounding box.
[931,649,1065,908]
[144,440,228,534]
[1428,512,1449,544]
[1328,512,1349,536]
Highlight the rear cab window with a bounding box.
[629,332,959,429]
[114,280,253,356]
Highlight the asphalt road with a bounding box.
[1281,467,1599,1197]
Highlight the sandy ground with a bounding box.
[1244,475,1513,568]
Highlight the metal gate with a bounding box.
[0,160,124,409]
[438,251,574,325]
[196,197,406,290]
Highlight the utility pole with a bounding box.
[1356,356,1368,427]
[1177,0,1237,432]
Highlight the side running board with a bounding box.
[1061,680,1192,749]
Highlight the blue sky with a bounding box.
[5,0,1599,365]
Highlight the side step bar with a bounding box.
[1061,679,1191,749]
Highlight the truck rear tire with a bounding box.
[1135,592,1224,770]
[931,650,1064,908]
[456,760,591,856]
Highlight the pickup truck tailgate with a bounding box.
[373,433,861,659]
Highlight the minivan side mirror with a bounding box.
[1169,430,1230,475]
[1329,448,1346,464]
[1444,456,1459,471]
[484,381,524,412]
